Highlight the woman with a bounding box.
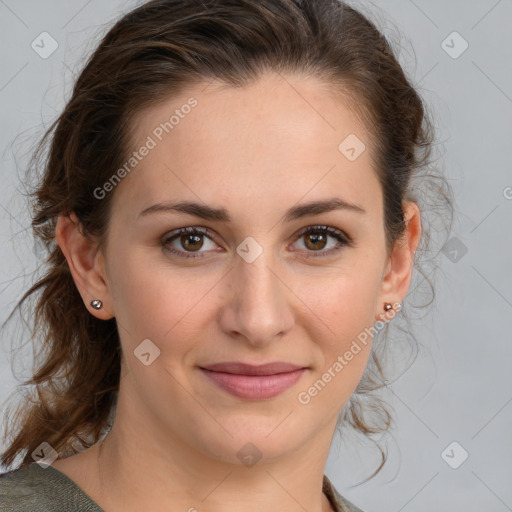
[0,0,452,510]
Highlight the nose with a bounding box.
[217,249,295,348]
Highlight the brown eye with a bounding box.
[179,233,204,251]
[162,225,353,260]
[162,227,218,259]
[304,232,328,251]
[292,226,352,257]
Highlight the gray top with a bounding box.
[0,463,364,511]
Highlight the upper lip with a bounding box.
[200,362,305,376]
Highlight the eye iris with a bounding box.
[181,234,203,251]
[305,232,327,251]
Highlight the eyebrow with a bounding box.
[138,197,366,222]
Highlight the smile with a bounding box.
[199,363,307,400]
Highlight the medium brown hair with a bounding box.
[1,0,453,478]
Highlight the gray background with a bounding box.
[1,1,511,510]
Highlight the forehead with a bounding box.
[112,72,382,225]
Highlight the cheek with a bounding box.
[304,261,381,338]
[107,249,218,351]
[298,260,382,389]
[295,278,377,414]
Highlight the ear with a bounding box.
[55,211,114,320]
[375,201,422,322]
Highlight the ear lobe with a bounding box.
[376,201,422,321]
[55,212,114,319]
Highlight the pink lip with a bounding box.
[199,362,307,399]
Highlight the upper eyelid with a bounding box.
[163,226,215,243]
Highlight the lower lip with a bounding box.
[199,368,306,399]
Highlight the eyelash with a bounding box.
[161,225,354,260]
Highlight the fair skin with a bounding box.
[53,72,421,512]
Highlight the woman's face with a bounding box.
[91,73,413,466]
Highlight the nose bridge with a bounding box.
[221,244,294,345]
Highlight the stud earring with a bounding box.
[91,300,103,310]
[384,302,402,312]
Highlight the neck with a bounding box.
[91,381,338,512]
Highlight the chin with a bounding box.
[191,418,309,467]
